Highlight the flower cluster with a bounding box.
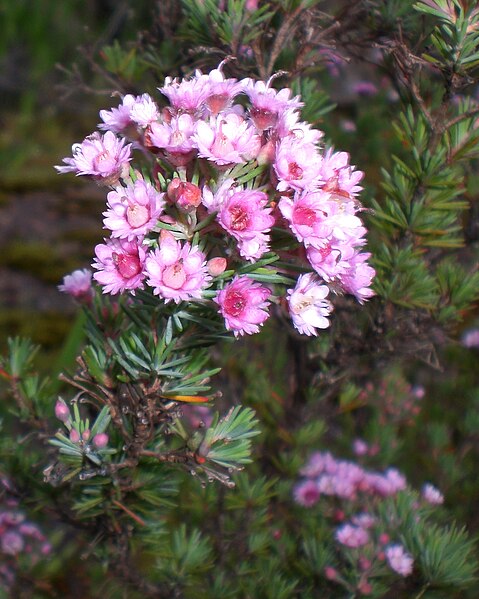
[0,477,51,591]
[294,449,445,590]
[56,65,375,337]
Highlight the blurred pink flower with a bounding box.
[58,268,93,301]
[293,479,320,507]
[335,524,370,548]
[385,544,414,576]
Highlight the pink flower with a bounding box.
[99,93,159,132]
[217,189,275,261]
[462,328,479,348]
[160,72,211,114]
[129,93,159,127]
[242,78,303,130]
[215,276,270,336]
[352,439,369,456]
[193,112,261,165]
[2,531,24,555]
[293,480,320,507]
[55,131,132,185]
[145,232,210,303]
[278,190,333,247]
[340,252,376,303]
[335,524,370,548]
[385,544,414,576]
[99,94,137,133]
[103,178,165,240]
[287,273,333,336]
[146,114,197,166]
[58,268,93,301]
[274,137,322,192]
[93,239,147,294]
[306,242,356,283]
[203,66,243,115]
[318,149,363,198]
[422,483,444,505]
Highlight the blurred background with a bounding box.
[0,0,158,359]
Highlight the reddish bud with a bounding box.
[324,566,338,581]
[82,429,90,441]
[167,178,202,211]
[207,257,227,277]
[69,429,80,443]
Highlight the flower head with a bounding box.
[103,178,165,240]
[215,276,270,336]
[93,239,147,294]
[55,131,132,185]
[422,483,444,505]
[58,269,93,301]
[193,112,261,165]
[293,480,320,507]
[217,188,275,261]
[385,544,414,576]
[287,273,333,336]
[145,232,210,303]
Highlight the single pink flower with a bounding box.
[99,94,137,133]
[339,252,376,303]
[287,273,333,336]
[93,239,147,294]
[318,149,363,198]
[385,544,414,576]
[146,114,197,166]
[55,131,132,185]
[103,178,165,240]
[58,268,93,301]
[242,78,303,130]
[145,232,210,303]
[217,189,275,261]
[293,479,320,507]
[129,93,159,127]
[159,72,211,114]
[215,276,270,336]
[274,137,322,192]
[422,483,444,505]
[193,112,261,165]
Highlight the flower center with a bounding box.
[229,205,249,231]
[126,204,150,228]
[163,262,187,289]
[250,107,277,130]
[288,162,303,179]
[291,295,314,314]
[224,290,246,316]
[113,253,142,279]
[207,93,229,115]
[293,205,316,226]
[93,150,116,175]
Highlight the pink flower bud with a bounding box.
[54,400,70,423]
[379,533,390,545]
[324,566,338,581]
[358,580,372,595]
[207,257,227,277]
[82,429,90,441]
[167,178,201,211]
[69,429,80,443]
[93,433,109,449]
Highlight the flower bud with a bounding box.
[54,400,70,423]
[167,178,202,212]
[207,257,227,277]
[69,429,80,443]
[324,566,338,581]
[82,429,90,441]
[93,433,109,449]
